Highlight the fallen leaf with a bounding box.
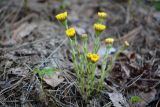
[108,92,130,107]
[43,72,64,88]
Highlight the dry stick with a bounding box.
[4,100,34,103]
[156,99,160,107]
[153,80,160,89]
[0,61,10,79]
[0,96,7,107]
[125,0,131,24]
[3,93,18,104]
[61,82,74,98]
[0,77,24,96]
[126,73,144,88]
[24,63,37,92]
[49,95,67,107]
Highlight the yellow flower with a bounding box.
[55,12,67,21]
[65,28,76,38]
[94,23,106,32]
[87,53,92,60]
[98,12,107,19]
[105,38,114,45]
[87,53,100,63]
[124,41,129,47]
[90,54,100,63]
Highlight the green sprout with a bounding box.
[33,68,58,78]
[130,96,142,104]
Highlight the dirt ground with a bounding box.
[0,0,160,107]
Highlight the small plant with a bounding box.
[56,11,129,100]
[33,67,58,79]
[130,96,142,104]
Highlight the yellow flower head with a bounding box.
[124,41,129,47]
[105,38,114,45]
[98,12,107,19]
[87,53,100,63]
[90,54,100,63]
[94,23,106,32]
[65,27,76,38]
[87,53,92,60]
[56,12,67,21]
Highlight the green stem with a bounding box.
[98,45,111,91]
[62,20,68,29]
[86,61,92,97]
[81,37,88,96]
[98,19,104,24]
[78,54,85,95]
[89,63,96,94]
[93,33,100,53]
[69,38,79,78]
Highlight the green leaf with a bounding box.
[130,96,142,104]
[33,68,58,78]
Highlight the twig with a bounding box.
[125,0,131,24]
[0,77,24,96]
[156,99,160,107]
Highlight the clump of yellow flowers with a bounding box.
[56,11,129,100]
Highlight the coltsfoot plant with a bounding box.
[56,11,129,100]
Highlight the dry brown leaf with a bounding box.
[43,72,64,88]
[108,92,130,107]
